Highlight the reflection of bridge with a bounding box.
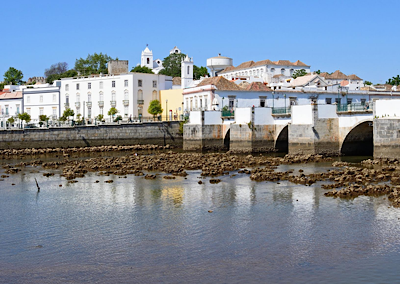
[183,100,400,158]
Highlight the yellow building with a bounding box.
[159,88,184,121]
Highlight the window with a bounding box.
[88,108,92,119]
[138,90,143,100]
[76,94,80,102]
[112,81,115,88]
[124,106,128,117]
[66,94,69,104]
[195,97,198,109]
[361,99,366,105]
[16,105,20,114]
[99,91,104,101]
[88,93,92,102]
[153,80,157,88]
[99,81,103,89]
[52,107,57,116]
[39,108,44,115]
[271,68,275,73]
[26,108,31,115]
[290,97,298,105]
[259,96,266,107]
[152,90,157,100]
[76,83,80,90]
[281,68,285,75]
[40,95,43,103]
[204,98,207,109]
[147,58,150,64]
[111,91,116,101]
[124,90,129,100]
[335,98,341,105]
[27,96,30,103]
[325,98,332,104]
[65,84,69,91]
[53,94,56,102]
[228,97,235,108]
[100,107,103,115]
[347,98,352,105]
[124,80,128,87]
[88,82,91,89]
[138,80,142,87]
[187,66,190,75]
[5,105,9,115]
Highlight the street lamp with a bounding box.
[284,94,287,113]
[222,97,224,109]
[166,99,168,121]
[272,91,275,109]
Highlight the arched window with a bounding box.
[271,68,275,73]
[99,91,104,101]
[187,66,190,75]
[124,90,129,100]
[138,89,143,100]
[152,90,158,100]
[281,68,285,75]
[111,91,116,101]
[147,58,150,64]
[76,93,80,102]
[87,92,91,102]
[290,69,294,76]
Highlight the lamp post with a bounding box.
[222,97,224,109]
[166,99,168,121]
[272,91,275,109]
[284,94,287,113]
[181,102,184,120]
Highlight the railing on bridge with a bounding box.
[336,103,373,112]
[221,110,235,117]
[272,107,291,115]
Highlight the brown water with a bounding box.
[0,155,400,283]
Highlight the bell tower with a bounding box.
[181,54,193,89]
[141,45,153,69]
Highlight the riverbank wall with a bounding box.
[0,122,182,149]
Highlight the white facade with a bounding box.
[181,55,193,89]
[60,73,172,121]
[23,86,60,123]
[0,92,22,128]
[141,46,153,70]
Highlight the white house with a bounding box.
[23,84,61,123]
[59,72,172,121]
[0,90,22,128]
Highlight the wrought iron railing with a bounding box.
[272,107,291,114]
[221,110,235,117]
[336,103,373,112]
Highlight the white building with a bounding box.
[140,45,182,74]
[0,90,22,127]
[218,59,311,84]
[23,84,61,123]
[59,72,172,121]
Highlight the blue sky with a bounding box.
[1,0,399,84]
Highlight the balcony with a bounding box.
[110,101,116,107]
[123,100,129,106]
[75,102,80,108]
[137,99,144,105]
[64,103,69,108]
[86,102,92,108]
[336,103,373,113]
[221,110,235,117]
[272,107,291,115]
[98,101,104,107]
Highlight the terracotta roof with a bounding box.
[273,74,284,78]
[197,76,242,91]
[0,91,22,99]
[245,82,272,92]
[290,74,328,87]
[340,80,349,86]
[172,77,181,86]
[238,81,250,89]
[320,70,363,81]
[219,59,310,74]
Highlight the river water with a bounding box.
[1,155,400,283]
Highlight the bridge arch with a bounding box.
[275,125,288,153]
[340,120,373,156]
[224,128,230,150]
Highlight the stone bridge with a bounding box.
[183,99,400,158]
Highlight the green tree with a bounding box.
[193,65,210,80]
[148,100,163,119]
[96,114,104,122]
[158,53,186,77]
[4,67,23,85]
[46,69,78,84]
[364,81,373,86]
[0,82,5,90]
[39,114,49,127]
[75,52,113,76]
[44,62,68,77]
[130,65,154,74]
[108,107,118,122]
[62,108,75,123]
[7,116,15,124]
[292,69,308,79]
[386,75,400,86]
[315,70,321,75]
[18,112,31,124]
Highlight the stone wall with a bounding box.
[183,124,225,151]
[374,118,400,158]
[0,122,182,149]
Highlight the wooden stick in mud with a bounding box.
[35,178,40,192]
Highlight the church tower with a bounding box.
[181,54,193,89]
[141,45,153,69]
